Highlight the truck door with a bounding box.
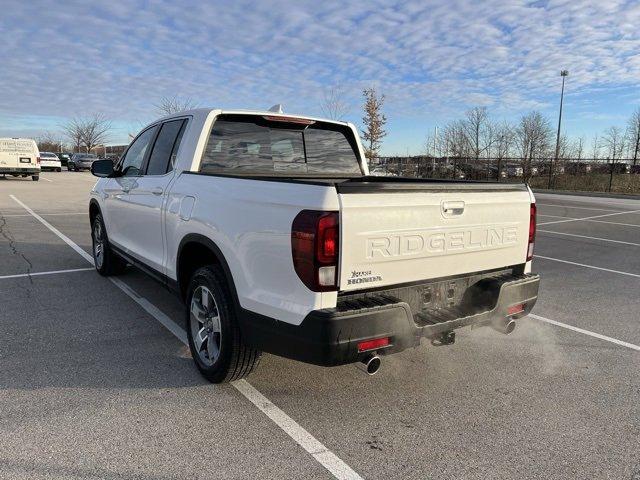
[120,119,187,273]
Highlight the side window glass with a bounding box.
[120,127,157,177]
[146,119,186,175]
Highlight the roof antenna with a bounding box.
[268,104,284,114]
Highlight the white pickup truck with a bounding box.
[89,108,539,383]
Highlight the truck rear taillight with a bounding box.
[527,203,536,261]
[36,156,41,165]
[292,210,339,292]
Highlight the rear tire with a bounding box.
[91,213,126,276]
[31,175,39,181]
[186,265,261,383]
[56,167,61,172]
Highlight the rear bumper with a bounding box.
[241,273,540,366]
[0,167,40,174]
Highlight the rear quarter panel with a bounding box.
[165,174,340,325]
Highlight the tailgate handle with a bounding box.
[442,201,465,216]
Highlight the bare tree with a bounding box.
[63,118,84,153]
[37,132,65,153]
[155,95,198,115]
[574,136,585,161]
[601,126,626,191]
[516,111,552,182]
[320,86,348,120]
[463,106,494,163]
[361,87,387,163]
[492,122,515,181]
[592,134,600,161]
[442,120,471,178]
[627,107,640,166]
[81,114,112,154]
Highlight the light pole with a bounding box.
[550,70,569,188]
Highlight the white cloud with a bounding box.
[1,0,639,145]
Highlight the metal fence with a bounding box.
[372,156,640,194]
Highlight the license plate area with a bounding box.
[19,157,31,163]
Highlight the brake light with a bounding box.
[292,210,339,291]
[262,115,316,125]
[527,203,536,261]
[358,337,390,353]
[36,156,41,165]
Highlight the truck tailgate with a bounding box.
[337,182,532,291]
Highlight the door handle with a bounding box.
[151,187,164,195]
[442,201,465,216]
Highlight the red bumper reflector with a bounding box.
[357,337,390,353]
[507,303,525,316]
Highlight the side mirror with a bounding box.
[91,159,114,178]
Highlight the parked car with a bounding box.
[89,108,539,383]
[505,164,524,177]
[0,137,40,181]
[57,153,72,166]
[68,153,98,171]
[40,152,62,171]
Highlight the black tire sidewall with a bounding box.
[186,266,236,383]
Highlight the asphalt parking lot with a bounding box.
[1,171,639,480]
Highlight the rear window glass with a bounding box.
[200,115,362,176]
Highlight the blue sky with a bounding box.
[1,0,639,154]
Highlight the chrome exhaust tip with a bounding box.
[492,318,516,335]
[356,354,381,375]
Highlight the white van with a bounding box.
[0,138,41,181]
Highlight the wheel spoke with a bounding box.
[191,297,206,321]
[194,327,208,352]
[207,332,220,362]
[201,289,210,311]
[210,315,221,334]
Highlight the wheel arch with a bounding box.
[89,199,101,224]
[176,234,240,307]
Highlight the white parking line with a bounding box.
[538,209,640,226]
[534,255,640,278]
[40,177,53,182]
[10,195,94,263]
[529,313,640,352]
[537,213,640,228]
[537,203,634,212]
[9,194,363,480]
[538,230,640,247]
[0,267,94,280]
[2,212,87,217]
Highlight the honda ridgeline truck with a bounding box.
[89,108,539,382]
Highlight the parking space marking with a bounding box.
[0,267,94,280]
[40,177,53,182]
[2,212,87,217]
[538,213,640,228]
[534,255,640,278]
[9,194,364,480]
[538,209,640,226]
[537,203,634,212]
[10,195,94,263]
[538,230,640,247]
[530,313,640,352]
